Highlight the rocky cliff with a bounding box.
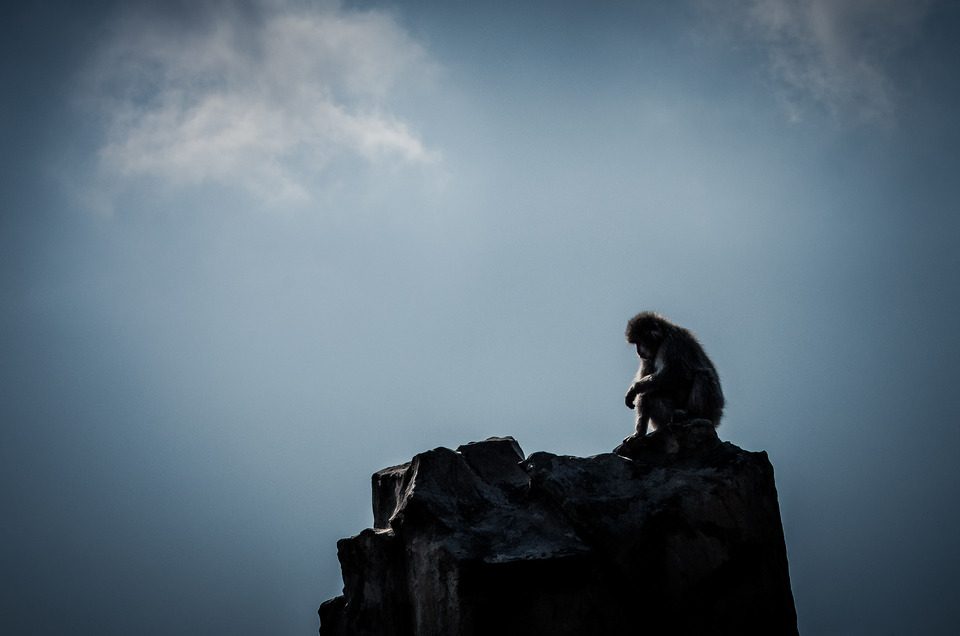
[318,421,798,635]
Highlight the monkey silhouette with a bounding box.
[624,312,724,437]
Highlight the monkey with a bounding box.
[624,311,724,438]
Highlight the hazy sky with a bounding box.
[3,1,960,634]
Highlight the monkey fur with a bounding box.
[624,311,724,437]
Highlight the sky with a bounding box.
[2,0,960,634]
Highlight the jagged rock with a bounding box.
[319,423,798,636]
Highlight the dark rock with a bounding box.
[319,425,798,636]
[613,418,723,461]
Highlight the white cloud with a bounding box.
[82,0,439,207]
[700,0,933,125]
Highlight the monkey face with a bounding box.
[637,341,656,361]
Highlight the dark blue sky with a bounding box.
[3,1,960,634]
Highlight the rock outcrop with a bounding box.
[318,421,797,635]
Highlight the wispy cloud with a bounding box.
[80,0,439,208]
[700,0,933,125]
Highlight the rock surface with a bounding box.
[318,421,798,635]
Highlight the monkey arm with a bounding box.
[633,337,694,395]
[626,337,685,408]
[625,367,656,408]
[625,373,679,408]
[631,370,683,395]
[625,383,640,409]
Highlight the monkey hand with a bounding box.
[625,386,640,409]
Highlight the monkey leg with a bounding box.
[632,394,650,436]
[636,396,655,436]
[636,412,650,437]
[641,393,681,434]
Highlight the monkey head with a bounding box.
[625,311,666,360]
